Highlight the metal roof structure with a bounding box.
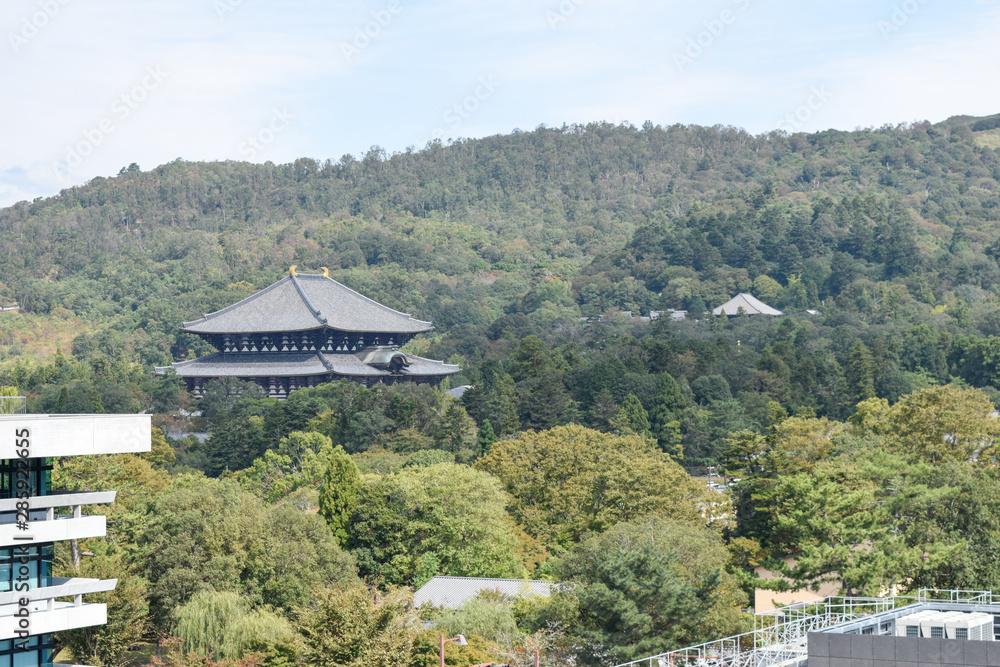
[713,293,783,317]
[617,589,1000,667]
[182,272,434,335]
[414,576,552,609]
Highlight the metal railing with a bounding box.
[0,396,26,414]
[613,589,998,667]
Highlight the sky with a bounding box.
[1,0,999,207]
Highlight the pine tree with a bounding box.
[477,419,497,455]
[319,446,362,546]
[845,340,877,405]
[462,360,520,435]
[432,401,476,452]
[588,389,619,431]
[87,385,105,413]
[649,373,685,459]
[610,393,652,437]
[521,373,579,430]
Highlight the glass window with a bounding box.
[0,634,55,667]
[0,545,54,591]
[0,458,53,500]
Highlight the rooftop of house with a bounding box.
[413,576,552,610]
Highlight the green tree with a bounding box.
[555,516,748,663]
[767,451,964,595]
[347,463,523,585]
[874,384,1000,465]
[320,445,362,545]
[462,361,520,436]
[608,393,651,437]
[649,373,685,459]
[297,586,419,667]
[172,590,295,660]
[478,425,701,548]
[431,596,519,643]
[139,475,358,630]
[519,372,580,430]
[845,340,877,404]
[431,401,477,453]
[57,554,150,667]
[477,419,497,455]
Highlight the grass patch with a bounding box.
[54,641,158,666]
[973,128,1000,149]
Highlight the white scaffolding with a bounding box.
[613,589,999,667]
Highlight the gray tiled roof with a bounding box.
[402,354,461,376]
[182,273,434,335]
[413,576,552,609]
[157,352,388,378]
[713,293,783,316]
[159,352,332,377]
[155,351,460,378]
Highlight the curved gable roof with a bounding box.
[713,293,783,316]
[182,273,434,335]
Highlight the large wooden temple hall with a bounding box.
[155,268,460,398]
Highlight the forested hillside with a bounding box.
[8,114,1000,666]
[3,116,1000,462]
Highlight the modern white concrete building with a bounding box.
[0,412,150,666]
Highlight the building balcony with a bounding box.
[0,414,151,459]
[0,597,108,640]
[0,491,115,548]
[0,514,106,548]
[0,491,116,515]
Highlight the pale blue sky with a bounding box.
[1,0,998,206]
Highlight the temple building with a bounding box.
[154,268,461,398]
[713,293,783,317]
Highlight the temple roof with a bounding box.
[713,293,783,316]
[182,273,434,335]
[155,351,461,379]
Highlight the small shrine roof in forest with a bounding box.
[181,272,434,335]
[713,293,783,317]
